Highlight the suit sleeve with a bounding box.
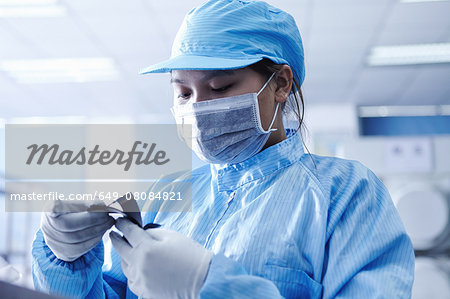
[32,229,131,299]
[321,163,415,298]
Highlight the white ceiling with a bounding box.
[0,0,449,119]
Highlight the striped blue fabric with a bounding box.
[31,129,414,298]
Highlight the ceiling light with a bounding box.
[0,0,65,18]
[401,0,448,3]
[8,116,88,124]
[367,43,450,66]
[358,105,448,117]
[0,6,65,17]
[0,0,57,5]
[0,58,120,84]
[440,105,450,116]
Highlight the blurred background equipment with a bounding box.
[308,104,450,298]
[412,257,450,299]
[0,0,449,296]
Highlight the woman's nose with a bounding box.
[191,92,211,103]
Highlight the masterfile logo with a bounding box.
[26,141,170,171]
[4,124,193,213]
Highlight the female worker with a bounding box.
[32,0,415,298]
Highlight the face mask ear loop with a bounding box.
[267,102,280,132]
[257,72,276,96]
[256,72,278,132]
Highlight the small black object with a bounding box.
[143,223,161,230]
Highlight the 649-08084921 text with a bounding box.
[8,191,185,201]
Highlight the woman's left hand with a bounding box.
[110,218,213,299]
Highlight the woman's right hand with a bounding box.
[40,200,115,262]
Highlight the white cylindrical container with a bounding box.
[412,257,450,299]
[393,184,450,252]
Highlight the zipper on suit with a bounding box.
[204,190,237,248]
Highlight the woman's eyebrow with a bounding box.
[170,70,235,84]
[202,70,235,81]
[170,78,184,84]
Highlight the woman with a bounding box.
[32,0,415,298]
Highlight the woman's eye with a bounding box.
[212,84,232,92]
[177,93,191,99]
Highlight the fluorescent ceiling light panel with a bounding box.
[440,105,450,116]
[9,116,88,124]
[0,0,65,18]
[358,105,447,117]
[0,58,120,83]
[0,6,65,17]
[0,0,57,5]
[368,43,450,66]
[401,0,448,3]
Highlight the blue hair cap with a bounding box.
[140,0,305,86]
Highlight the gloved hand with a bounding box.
[0,256,21,283]
[40,199,115,262]
[110,218,213,299]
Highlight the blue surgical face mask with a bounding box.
[171,72,279,164]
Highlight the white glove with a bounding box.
[40,199,115,262]
[0,256,21,283]
[110,218,213,299]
